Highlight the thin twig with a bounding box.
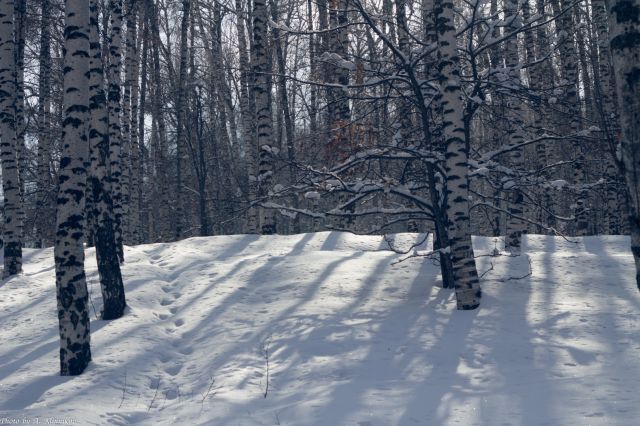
[148,377,160,412]
[479,262,494,280]
[500,257,533,281]
[479,257,533,282]
[118,369,127,408]
[383,232,430,255]
[262,335,272,399]
[200,375,217,404]
[88,280,99,320]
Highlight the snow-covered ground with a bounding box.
[0,232,638,425]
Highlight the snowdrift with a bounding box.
[0,233,638,425]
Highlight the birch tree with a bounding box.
[108,0,125,261]
[436,0,481,309]
[0,0,24,278]
[608,0,640,291]
[174,0,190,240]
[253,0,277,234]
[89,0,126,319]
[56,0,91,376]
[36,0,53,248]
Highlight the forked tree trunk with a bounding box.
[56,0,91,376]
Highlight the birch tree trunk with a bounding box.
[235,0,258,233]
[89,0,126,320]
[253,0,276,234]
[270,0,299,233]
[138,6,148,242]
[108,0,125,261]
[607,0,640,291]
[56,0,91,376]
[120,0,133,244]
[36,0,52,248]
[557,0,588,234]
[435,0,481,309]
[594,0,624,233]
[129,2,141,245]
[147,0,169,241]
[14,0,24,213]
[504,0,527,254]
[174,0,190,240]
[124,0,140,245]
[0,0,24,278]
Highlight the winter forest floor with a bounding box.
[0,232,638,425]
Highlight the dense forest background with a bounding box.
[5,0,632,244]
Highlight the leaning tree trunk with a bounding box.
[435,0,481,309]
[89,0,126,320]
[56,0,92,376]
[607,0,640,291]
[0,0,24,278]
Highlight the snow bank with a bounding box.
[0,233,637,425]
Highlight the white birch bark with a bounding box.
[128,1,141,245]
[14,0,24,219]
[607,0,640,291]
[108,0,125,261]
[174,0,190,240]
[89,0,126,320]
[504,0,527,254]
[253,0,276,234]
[56,0,91,375]
[435,0,481,309]
[146,0,169,241]
[236,0,258,234]
[0,0,24,278]
[36,0,52,248]
[123,0,139,244]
